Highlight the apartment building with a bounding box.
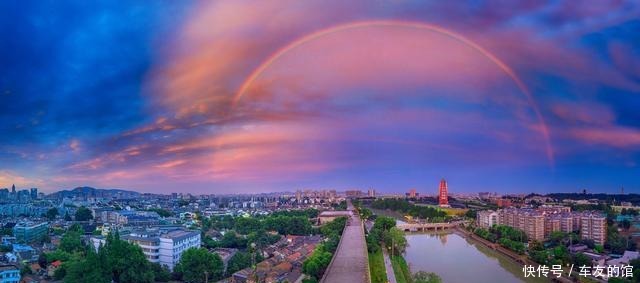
[476,210,498,228]
[91,228,201,270]
[493,207,607,244]
[580,212,607,245]
[497,208,544,241]
[158,229,201,270]
[544,214,561,237]
[524,212,545,242]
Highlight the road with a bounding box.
[382,248,398,283]
[320,200,370,283]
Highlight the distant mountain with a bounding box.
[46,186,141,200]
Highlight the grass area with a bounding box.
[368,250,387,283]
[391,255,412,283]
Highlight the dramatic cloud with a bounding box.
[2,0,639,193]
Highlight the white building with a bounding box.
[158,229,201,270]
[90,228,200,271]
[476,210,498,228]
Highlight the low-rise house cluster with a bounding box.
[232,235,323,283]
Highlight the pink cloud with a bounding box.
[550,101,616,125]
[568,126,640,148]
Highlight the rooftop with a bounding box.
[0,265,18,272]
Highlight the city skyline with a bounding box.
[2,1,640,194]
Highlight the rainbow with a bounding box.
[233,20,554,165]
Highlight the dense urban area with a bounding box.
[0,180,638,283]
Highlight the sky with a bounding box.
[1,1,639,195]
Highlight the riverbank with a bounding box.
[369,250,387,283]
[454,228,572,283]
[390,254,411,283]
[454,227,534,265]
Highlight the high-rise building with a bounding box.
[30,188,38,200]
[581,212,607,245]
[406,189,418,198]
[367,189,376,197]
[438,179,449,207]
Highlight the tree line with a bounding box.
[370,199,447,222]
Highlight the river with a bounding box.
[403,232,551,283]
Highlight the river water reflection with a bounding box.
[404,232,551,283]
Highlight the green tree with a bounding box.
[226,252,252,276]
[47,208,59,220]
[573,253,591,267]
[413,271,442,283]
[234,217,263,235]
[150,263,171,282]
[64,248,110,283]
[302,245,333,280]
[64,212,72,221]
[20,264,32,276]
[174,248,224,283]
[60,229,84,253]
[359,208,373,221]
[46,250,72,263]
[74,206,93,221]
[464,210,477,219]
[103,232,155,283]
[384,228,407,256]
[373,216,396,231]
[548,231,567,246]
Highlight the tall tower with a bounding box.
[438,179,449,207]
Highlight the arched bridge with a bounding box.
[396,222,459,232]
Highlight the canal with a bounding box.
[403,232,551,283]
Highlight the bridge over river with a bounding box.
[396,221,460,232]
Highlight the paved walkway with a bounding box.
[382,248,398,283]
[321,201,369,283]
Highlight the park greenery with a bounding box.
[474,225,527,254]
[364,216,413,283]
[368,249,386,283]
[370,199,447,222]
[366,216,407,256]
[391,254,411,283]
